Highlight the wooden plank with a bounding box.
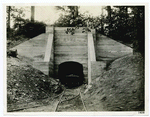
[55,30,86,34]
[54,55,87,58]
[54,53,87,57]
[55,46,87,52]
[96,49,132,57]
[54,38,87,46]
[55,58,87,64]
[54,43,87,46]
[54,59,87,65]
[54,27,86,30]
[54,37,87,41]
[54,33,87,37]
[54,51,87,55]
[54,27,95,33]
[97,45,133,52]
[96,40,120,45]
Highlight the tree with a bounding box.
[6,6,25,37]
[55,6,80,27]
[131,6,145,55]
[56,6,79,19]
[7,6,11,33]
[103,6,144,56]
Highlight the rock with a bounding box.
[101,96,107,102]
[7,49,18,57]
[132,89,137,93]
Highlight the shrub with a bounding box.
[22,21,46,38]
[13,18,46,38]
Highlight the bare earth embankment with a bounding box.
[82,53,144,111]
[7,56,62,112]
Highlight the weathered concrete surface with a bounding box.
[54,29,88,80]
[11,33,52,76]
[96,34,133,61]
[11,33,49,61]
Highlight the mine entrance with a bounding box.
[58,61,84,88]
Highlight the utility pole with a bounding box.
[100,6,104,34]
[31,6,35,22]
[7,6,11,33]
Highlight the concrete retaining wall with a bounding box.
[96,34,133,62]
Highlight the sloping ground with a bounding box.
[81,53,144,111]
[7,56,62,112]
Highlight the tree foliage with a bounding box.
[6,6,46,39]
[54,6,81,27]
[6,6,25,38]
[104,6,144,55]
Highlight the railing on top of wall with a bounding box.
[88,33,96,85]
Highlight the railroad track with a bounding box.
[8,86,87,112]
[55,87,87,112]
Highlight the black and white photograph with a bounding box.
[4,3,148,115]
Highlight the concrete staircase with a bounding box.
[54,28,88,81]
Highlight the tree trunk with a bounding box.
[125,7,128,27]
[100,7,104,34]
[106,6,112,36]
[7,6,11,33]
[74,6,78,19]
[31,6,35,22]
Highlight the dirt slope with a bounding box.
[7,56,62,112]
[83,53,144,111]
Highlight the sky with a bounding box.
[16,6,104,25]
